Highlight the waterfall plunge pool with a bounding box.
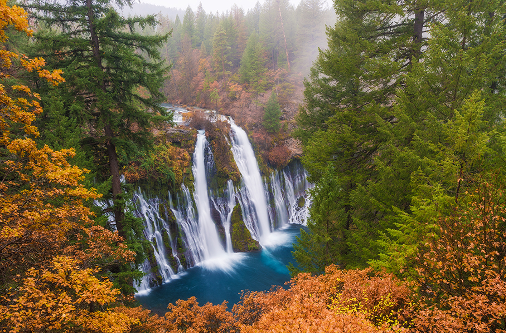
[134,224,304,313]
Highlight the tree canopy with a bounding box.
[27,0,172,238]
[293,0,506,280]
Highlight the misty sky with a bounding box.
[138,0,329,15]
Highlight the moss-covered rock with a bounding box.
[176,228,189,268]
[163,205,178,241]
[209,205,226,247]
[122,129,196,194]
[144,244,163,287]
[297,196,305,208]
[206,122,241,188]
[161,229,179,272]
[230,204,260,252]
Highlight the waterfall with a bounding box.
[133,117,313,294]
[133,190,176,294]
[169,185,202,265]
[270,171,288,228]
[229,121,271,242]
[193,130,227,259]
[284,164,313,225]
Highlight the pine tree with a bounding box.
[27,0,172,238]
[182,6,196,47]
[288,166,343,275]
[370,1,506,275]
[294,0,427,268]
[294,0,506,273]
[239,32,267,92]
[212,22,232,78]
[195,3,207,48]
[263,91,282,133]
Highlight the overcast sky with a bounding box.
[138,0,324,15]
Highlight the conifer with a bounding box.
[263,91,282,133]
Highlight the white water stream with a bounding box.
[229,121,271,242]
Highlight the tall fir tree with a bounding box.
[212,22,232,78]
[27,0,172,243]
[294,0,506,274]
[370,0,506,275]
[239,32,267,92]
[293,0,436,270]
[182,6,196,47]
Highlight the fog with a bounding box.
[138,0,332,15]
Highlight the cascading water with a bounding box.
[270,171,289,228]
[210,180,235,253]
[229,121,271,242]
[133,190,177,293]
[169,185,201,265]
[269,161,313,227]
[193,130,227,260]
[134,117,313,296]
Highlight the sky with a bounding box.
[138,0,321,15]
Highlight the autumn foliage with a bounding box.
[0,2,137,331]
[3,1,506,332]
[123,142,192,189]
[154,266,412,333]
[411,181,506,332]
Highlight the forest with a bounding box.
[1,0,506,331]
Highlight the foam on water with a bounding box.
[197,252,246,272]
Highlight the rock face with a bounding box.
[285,137,303,159]
[230,204,260,252]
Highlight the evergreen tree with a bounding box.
[212,22,232,78]
[182,6,196,47]
[294,0,506,274]
[370,1,506,275]
[239,32,267,92]
[195,3,207,48]
[28,0,172,241]
[263,91,282,133]
[288,166,343,275]
[293,0,432,268]
[203,12,219,54]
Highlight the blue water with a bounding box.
[135,225,303,313]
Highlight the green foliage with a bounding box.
[289,165,343,275]
[240,32,267,93]
[294,0,506,275]
[28,0,172,236]
[263,91,282,133]
[26,0,174,295]
[206,123,241,188]
[182,6,196,46]
[230,204,260,252]
[212,23,232,78]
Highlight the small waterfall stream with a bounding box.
[133,119,312,295]
[210,180,235,253]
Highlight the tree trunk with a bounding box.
[86,0,125,236]
[277,0,290,71]
[105,124,125,236]
[413,9,424,59]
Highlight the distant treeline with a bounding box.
[146,0,335,108]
